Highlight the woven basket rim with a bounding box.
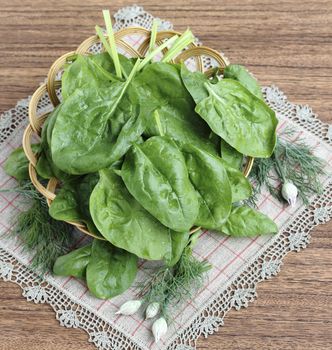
[23,26,254,240]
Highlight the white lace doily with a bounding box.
[0,5,331,350]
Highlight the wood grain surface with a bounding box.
[0,1,331,349]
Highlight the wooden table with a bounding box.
[0,1,331,349]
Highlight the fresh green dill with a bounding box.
[136,244,211,321]
[249,130,325,205]
[1,181,73,273]
[0,181,45,203]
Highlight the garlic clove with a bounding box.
[281,182,298,207]
[152,317,167,343]
[145,302,160,319]
[115,300,142,315]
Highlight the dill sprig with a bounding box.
[137,239,211,321]
[250,130,325,205]
[1,181,73,273]
[0,181,45,203]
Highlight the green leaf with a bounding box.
[61,53,135,100]
[220,138,243,170]
[167,231,190,267]
[90,169,172,260]
[49,173,101,237]
[122,136,199,232]
[223,64,263,100]
[182,144,232,229]
[195,80,278,158]
[221,161,252,203]
[53,244,92,279]
[51,65,140,174]
[62,54,112,100]
[134,62,218,155]
[180,63,209,103]
[86,240,138,299]
[35,152,54,179]
[4,144,41,180]
[37,107,73,180]
[107,105,148,165]
[218,205,278,237]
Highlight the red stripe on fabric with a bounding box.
[6,142,16,150]
[131,317,146,336]
[0,158,8,167]
[13,241,24,252]
[0,177,13,189]
[60,276,72,288]
[204,236,229,260]
[204,232,253,261]
[127,34,143,48]
[78,288,88,299]
[257,193,271,209]
[272,207,286,221]
[0,192,21,210]
[96,299,108,311]
[276,119,287,131]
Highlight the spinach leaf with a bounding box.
[223,64,263,100]
[180,64,209,104]
[86,240,138,299]
[35,152,54,179]
[107,103,148,165]
[167,231,190,267]
[221,161,252,203]
[53,244,92,279]
[90,169,172,260]
[122,136,199,232]
[134,62,218,154]
[62,53,135,100]
[49,173,101,236]
[220,138,243,170]
[195,79,278,158]
[182,144,232,229]
[218,205,278,237]
[4,144,41,180]
[36,107,72,180]
[51,80,139,174]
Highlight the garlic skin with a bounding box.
[152,317,167,343]
[115,300,142,315]
[145,302,160,319]
[281,182,298,207]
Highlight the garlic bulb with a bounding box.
[281,182,298,207]
[115,300,142,315]
[145,302,160,319]
[152,317,167,343]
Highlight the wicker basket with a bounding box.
[22,27,254,239]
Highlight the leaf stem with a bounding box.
[154,110,164,136]
[138,35,178,70]
[161,28,195,63]
[108,58,141,116]
[149,19,159,53]
[89,59,122,82]
[102,10,122,79]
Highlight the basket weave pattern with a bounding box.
[23,27,254,239]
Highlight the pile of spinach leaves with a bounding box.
[4,20,278,300]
